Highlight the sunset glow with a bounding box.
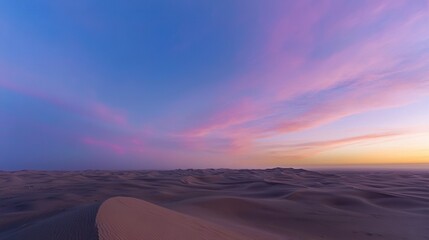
[1,0,428,169]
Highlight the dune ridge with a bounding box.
[96,197,258,240]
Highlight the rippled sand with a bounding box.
[1,168,428,239]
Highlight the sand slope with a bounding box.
[1,204,99,240]
[97,197,257,240]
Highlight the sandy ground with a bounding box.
[0,168,428,240]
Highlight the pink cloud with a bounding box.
[263,131,405,159]
[89,102,127,126]
[290,132,402,149]
[81,136,125,155]
[0,79,128,126]
[181,99,261,137]
[265,0,330,56]
[274,72,429,134]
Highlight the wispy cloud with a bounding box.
[0,79,127,126]
[81,136,126,155]
[262,131,405,159]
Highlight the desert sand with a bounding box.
[0,168,428,240]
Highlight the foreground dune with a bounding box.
[1,197,261,240]
[97,197,257,240]
[1,168,428,239]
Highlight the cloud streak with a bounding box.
[0,79,127,126]
[261,131,405,159]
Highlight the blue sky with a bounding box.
[1,0,429,169]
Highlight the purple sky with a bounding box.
[1,0,429,170]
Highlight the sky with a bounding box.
[1,0,429,170]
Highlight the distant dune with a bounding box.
[0,168,428,239]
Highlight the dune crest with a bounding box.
[96,197,252,240]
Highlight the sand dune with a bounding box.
[1,197,266,240]
[97,197,259,240]
[1,168,428,239]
